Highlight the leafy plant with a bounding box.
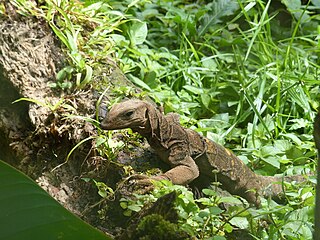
[0,160,111,240]
[120,179,314,239]
[13,97,71,113]
[8,0,319,239]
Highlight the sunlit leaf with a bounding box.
[229,217,249,229]
[0,160,110,240]
[129,21,148,46]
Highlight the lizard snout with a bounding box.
[100,115,111,130]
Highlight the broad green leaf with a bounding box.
[202,188,217,196]
[201,93,211,110]
[218,196,242,205]
[289,118,310,130]
[127,204,142,212]
[274,140,292,152]
[281,0,310,22]
[209,206,223,215]
[128,74,152,91]
[223,223,233,233]
[144,71,158,89]
[183,85,204,95]
[0,160,110,240]
[312,0,320,7]
[199,0,239,36]
[198,209,210,218]
[260,145,283,157]
[213,236,227,240]
[201,57,217,71]
[262,156,281,169]
[129,21,148,46]
[229,217,249,229]
[281,133,302,145]
[95,136,107,147]
[107,138,124,151]
[287,86,312,118]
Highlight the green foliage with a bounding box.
[0,160,111,240]
[121,181,237,239]
[12,97,72,113]
[134,214,187,240]
[9,0,320,239]
[120,180,314,239]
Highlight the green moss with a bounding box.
[134,214,188,240]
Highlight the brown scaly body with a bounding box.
[101,99,307,206]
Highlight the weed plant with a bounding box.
[8,0,320,239]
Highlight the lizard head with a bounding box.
[100,100,150,131]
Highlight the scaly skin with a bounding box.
[101,99,307,206]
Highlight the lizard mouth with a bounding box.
[100,119,117,130]
[100,118,148,131]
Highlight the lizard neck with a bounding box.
[132,121,153,137]
[134,106,166,146]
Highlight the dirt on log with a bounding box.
[0,4,124,236]
[0,3,164,237]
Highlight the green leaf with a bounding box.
[312,0,320,7]
[120,201,128,209]
[129,21,148,46]
[201,93,211,110]
[209,206,223,215]
[198,209,210,218]
[127,204,142,212]
[201,57,217,71]
[260,145,283,157]
[213,236,227,240]
[274,140,292,152]
[0,160,110,240]
[183,85,204,95]
[287,86,312,118]
[229,217,249,229]
[289,118,310,130]
[79,65,93,88]
[202,188,217,196]
[56,66,74,81]
[199,0,239,36]
[144,71,158,89]
[281,133,302,145]
[223,223,233,233]
[262,156,281,169]
[128,74,152,91]
[218,196,242,205]
[281,0,310,22]
[96,136,107,147]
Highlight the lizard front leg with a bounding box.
[135,144,200,186]
[152,156,200,184]
[131,156,199,194]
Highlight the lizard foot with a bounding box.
[118,174,169,197]
[124,174,155,194]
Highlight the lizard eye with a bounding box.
[123,110,134,118]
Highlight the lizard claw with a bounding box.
[127,174,150,181]
[122,174,155,194]
[119,174,169,196]
[126,174,152,185]
[128,174,168,186]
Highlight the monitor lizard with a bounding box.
[101,99,308,206]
